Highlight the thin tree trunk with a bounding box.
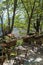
[6,0,10,33]
[36,14,42,33]
[27,0,36,34]
[7,6,10,33]
[34,0,42,33]
[0,15,4,38]
[21,0,36,35]
[10,0,17,33]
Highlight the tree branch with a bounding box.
[21,0,29,16]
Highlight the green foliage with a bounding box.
[16,39,23,46]
[0,0,43,34]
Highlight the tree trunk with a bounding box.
[10,0,17,33]
[6,0,10,33]
[7,6,10,33]
[0,15,4,38]
[21,0,36,35]
[36,14,42,33]
[27,0,36,34]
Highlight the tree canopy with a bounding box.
[0,0,43,36]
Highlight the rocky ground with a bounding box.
[3,45,43,65]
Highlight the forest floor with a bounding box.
[3,45,43,65]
